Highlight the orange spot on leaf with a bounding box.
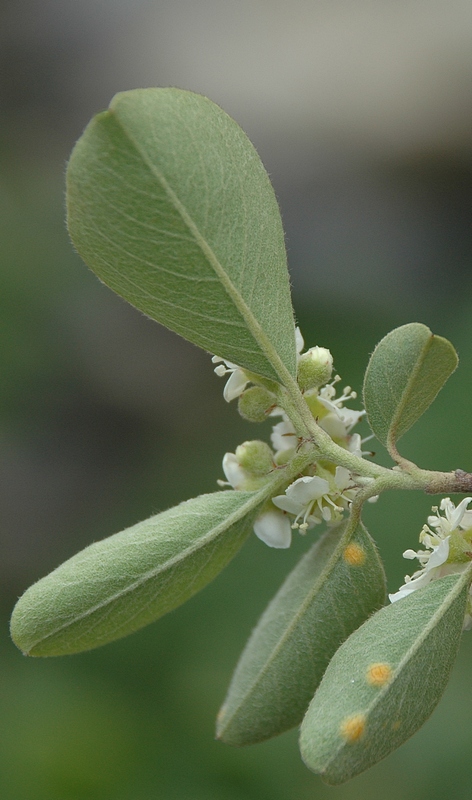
[343,543,366,566]
[340,713,366,742]
[366,662,393,687]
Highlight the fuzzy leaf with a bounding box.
[363,323,458,455]
[10,489,271,657]
[299,572,469,784]
[66,88,297,385]
[216,520,386,745]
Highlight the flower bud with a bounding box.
[237,386,275,422]
[235,440,274,476]
[297,347,333,392]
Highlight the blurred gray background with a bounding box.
[2,2,472,798]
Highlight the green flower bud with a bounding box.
[297,347,333,392]
[235,440,274,476]
[237,386,275,422]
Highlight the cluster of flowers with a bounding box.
[213,330,370,548]
[390,496,472,628]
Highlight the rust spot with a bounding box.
[366,662,393,687]
[339,713,366,743]
[343,542,366,566]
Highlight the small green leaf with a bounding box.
[363,323,458,456]
[216,520,386,745]
[299,572,469,784]
[66,88,297,385]
[10,489,271,657]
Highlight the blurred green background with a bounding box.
[2,2,472,798]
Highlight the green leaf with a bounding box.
[216,520,386,746]
[363,323,458,456]
[10,489,270,657]
[66,88,297,385]
[299,572,469,785]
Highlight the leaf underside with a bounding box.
[300,573,468,784]
[66,88,297,385]
[216,520,386,745]
[10,489,270,657]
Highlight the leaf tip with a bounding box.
[214,703,227,740]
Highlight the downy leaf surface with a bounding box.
[10,489,270,657]
[300,572,469,784]
[363,323,457,456]
[216,520,386,745]
[66,88,297,385]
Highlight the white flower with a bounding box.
[272,467,355,531]
[253,510,292,549]
[389,497,472,616]
[211,356,250,402]
[425,496,472,541]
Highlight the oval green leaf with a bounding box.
[216,520,386,746]
[66,88,297,385]
[363,323,458,456]
[300,572,469,784]
[10,489,270,657]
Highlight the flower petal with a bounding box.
[348,433,363,457]
[253,510,292,549]
[337,407,365,430]
[271,494,300,515]
[449,497,472,530]
[222,453,246,489]
[270,419,297,451]
[318,412,348,439]
[295,327,304,355]
[425,537,450,570]
[285,475,330,505]
[223,369,249,402]
[334,466,351,492]
[388,569,433,602]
